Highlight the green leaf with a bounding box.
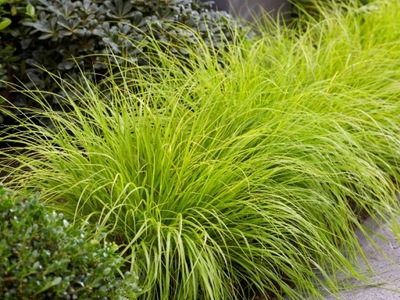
[36,276,62,294]
[26,4,36,18]
[0,18,11,30]
[103,267,111,275]
[10,4,16,16]
[63,219,69,227]
[51,277,62,286]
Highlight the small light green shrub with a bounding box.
[0,185,140,299]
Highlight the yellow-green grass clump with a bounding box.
[1,0,399,299]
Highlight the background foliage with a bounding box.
[0,0,236,124]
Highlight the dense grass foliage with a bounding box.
[1,0,399,299]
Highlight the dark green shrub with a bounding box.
[0,0,36,127]
[0,0,238,125]
[0,185,140,299]
[0,0,35,89]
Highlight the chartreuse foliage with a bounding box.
[0,185,140,299]
[291,0,371,19]
[1,0,400,299]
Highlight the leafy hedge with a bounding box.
[0,186,140,299]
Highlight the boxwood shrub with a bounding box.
[0,186,140,299]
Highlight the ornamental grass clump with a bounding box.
[1,0,400,299]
